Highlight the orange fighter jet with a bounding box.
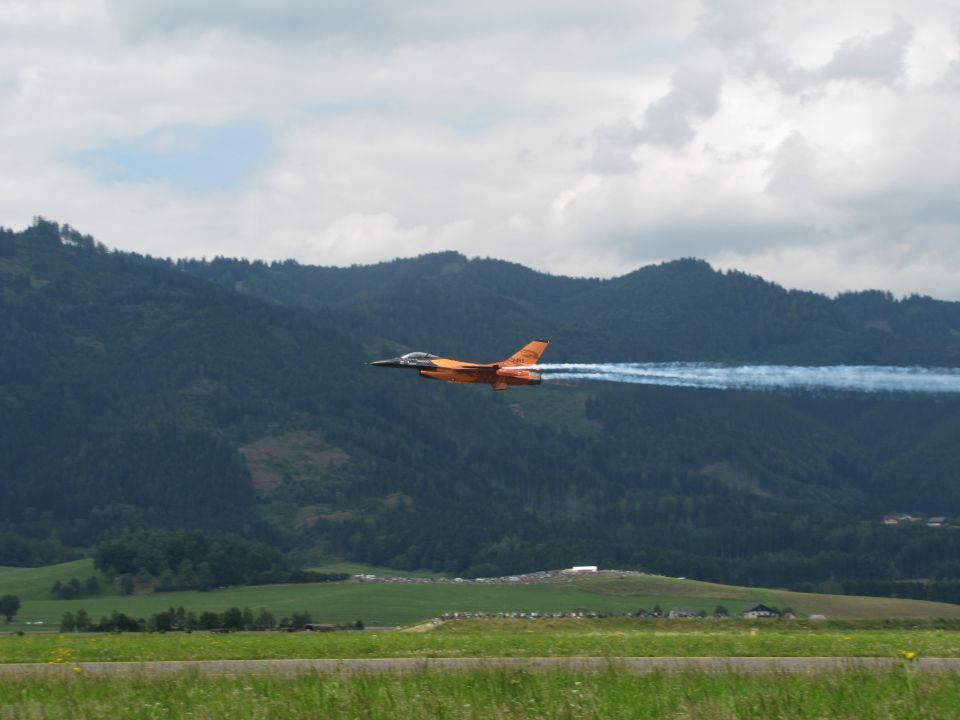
[370,340,548,391]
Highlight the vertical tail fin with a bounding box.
[502,339,549,367]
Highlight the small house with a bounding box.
[742,603,779,619]
[927,516,947,527]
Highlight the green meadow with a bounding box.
[2,670,959,720]
[2,619,960,664]
[5,561,960,631]
[0,559,99,602]
[4,561,960,719]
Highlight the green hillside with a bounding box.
[5,562,960,628]
[0,560,99,601]
[2,219,960,599]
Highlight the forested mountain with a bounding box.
[2,219,960,595]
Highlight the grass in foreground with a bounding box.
[2,620,959,664]
[1,669,958,719]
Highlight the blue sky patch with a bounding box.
[76,122,270,192]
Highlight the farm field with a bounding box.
[0,559,100,601]
[307,561,444,579]
[2,669,959,719]
[2,620,960,664]
[5,561,960,629]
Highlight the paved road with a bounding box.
[2,656,958,677]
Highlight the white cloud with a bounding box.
[1,1,960,299]
[821,17,913,82]
[635,62,724,147]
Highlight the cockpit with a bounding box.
[401,352,439,360]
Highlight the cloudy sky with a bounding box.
[2,1,959,297]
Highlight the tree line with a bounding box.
[58,605,363,633]
[94,530,347,592]
[50,577,100,600]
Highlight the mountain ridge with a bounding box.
[2,218,959,598]
[179,249,960,364]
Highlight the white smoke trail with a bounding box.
[511,363,960,394]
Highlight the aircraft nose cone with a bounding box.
[370,358,401,367]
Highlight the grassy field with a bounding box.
[2,669,958,719]
[6,563,959,719]
[0,559,101,601]
[307,561,443,579]
[2,619,960,664]
[5,562,960,630]
[574,574,960,621]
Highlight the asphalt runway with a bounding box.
[2,656,959,677]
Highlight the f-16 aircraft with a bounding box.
[371,340,548,391]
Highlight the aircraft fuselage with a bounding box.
[370,340,548,391]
